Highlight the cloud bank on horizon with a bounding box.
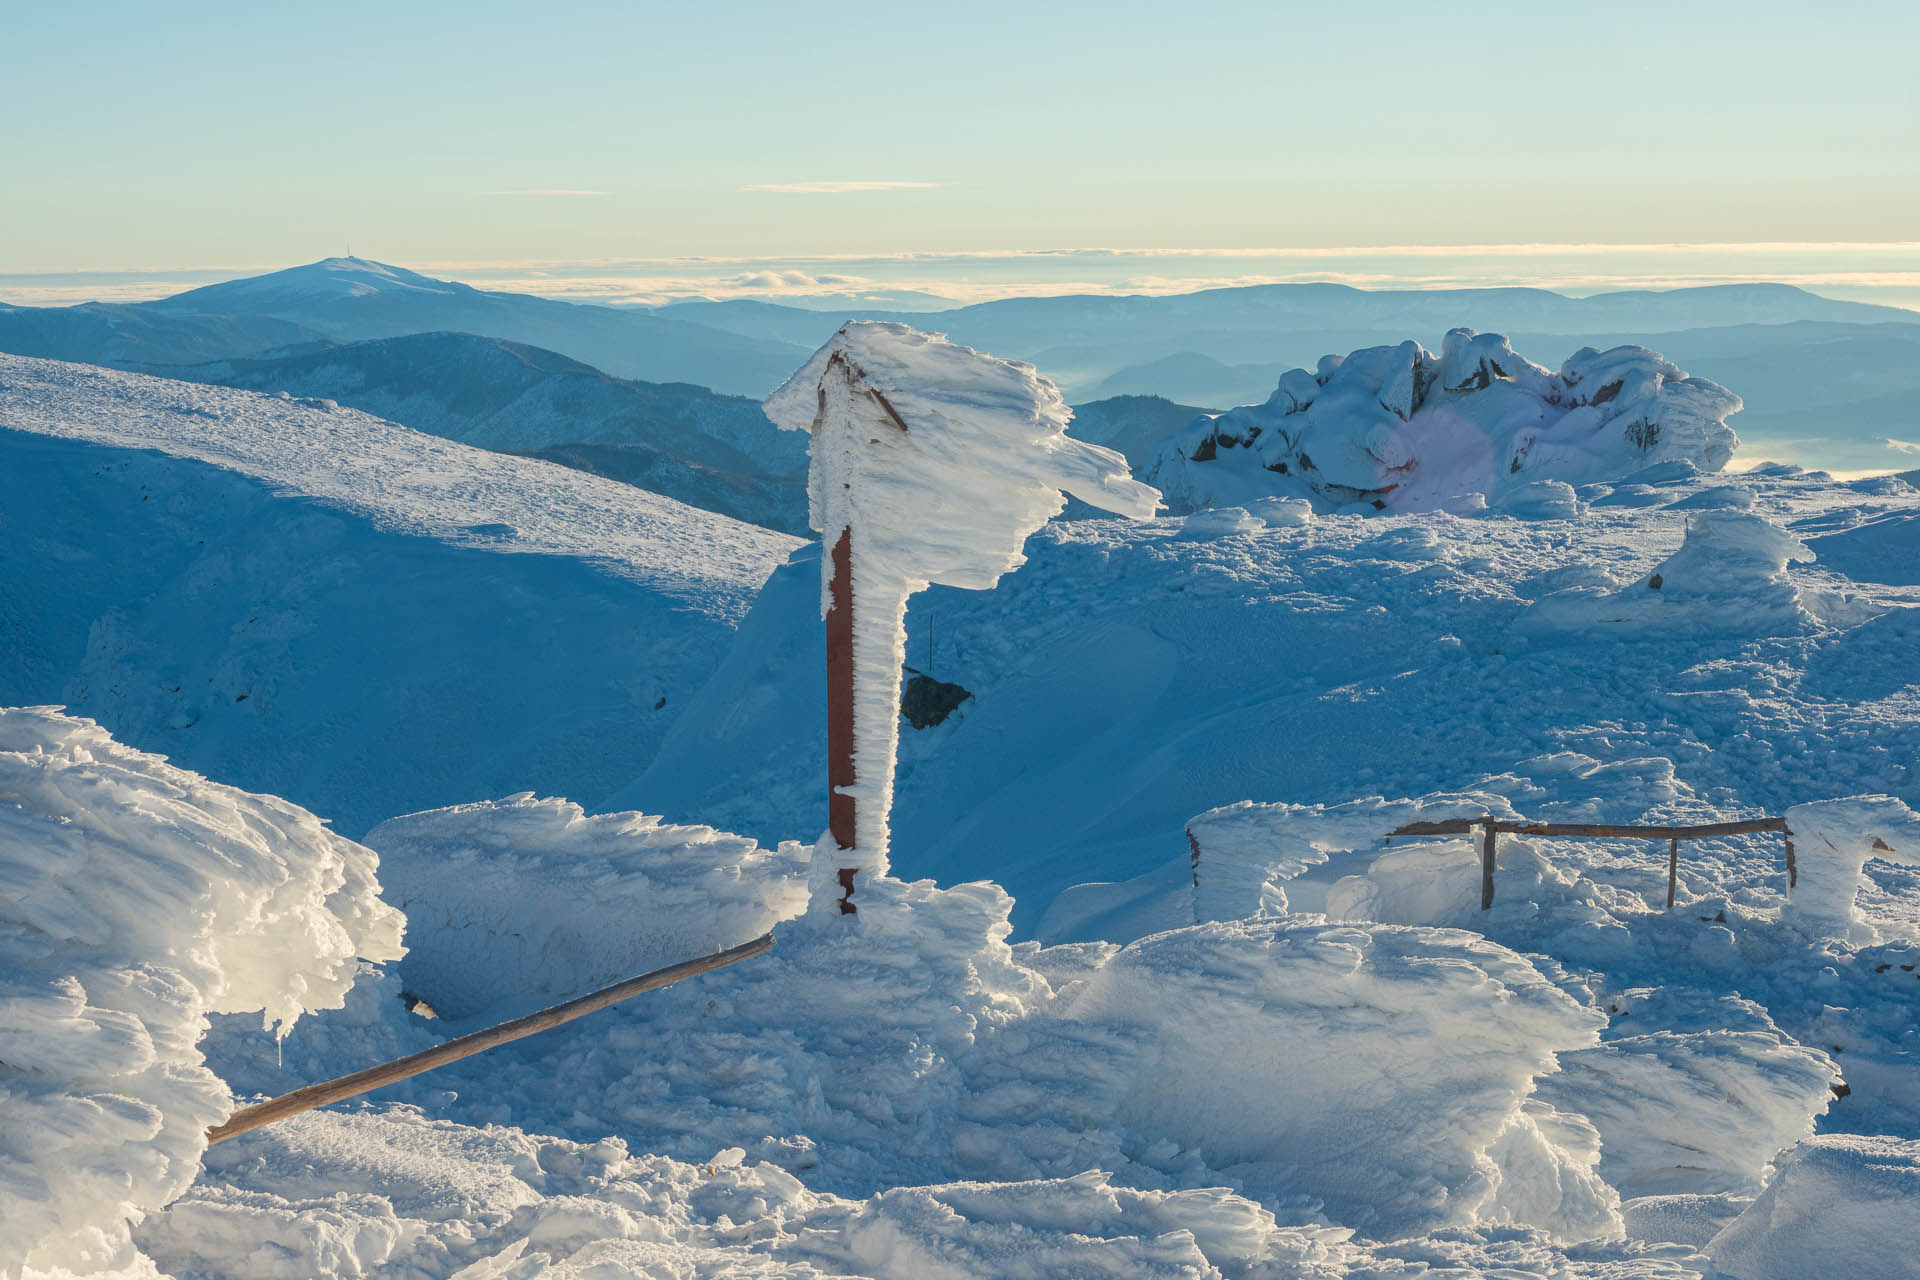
[6,242,1920,311]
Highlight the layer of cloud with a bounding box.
[7,243,1919,310]
[1888,438,1920,455]
[479,189,610,197]
[738,180,939,194]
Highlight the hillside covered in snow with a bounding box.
[147,330,815,533]
[0,353,799,835]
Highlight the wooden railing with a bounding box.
[1384,817,1794,910]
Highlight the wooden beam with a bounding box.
[1493,818,1787,840]
[1667,835,1679,908]
[1389,817,1788,841]
[206,933,775,1146]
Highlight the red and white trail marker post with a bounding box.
[764,322,1161,916]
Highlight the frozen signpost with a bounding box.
[765,322,1160,914]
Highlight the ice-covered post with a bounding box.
[764,322,1160,915]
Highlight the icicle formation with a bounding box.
[765,323,1159,892]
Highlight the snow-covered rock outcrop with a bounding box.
[0,708,404,1280]
[1145,329,1740,514]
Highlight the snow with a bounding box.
[8,332,1920,1276]
[1782,796,1920,942]
[1063,917,1616,1240]
[619,460,1920,940]
[0,354,795,614]
[0,708,402,1279]
[362,795,807,1020]
[1145,330,1741,515]
[0,354,799,836]
[1708,1134,1920,1279]
[764,322,1156,881]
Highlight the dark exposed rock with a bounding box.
[901,669,972,730]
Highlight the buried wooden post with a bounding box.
[1784,823,1797,890]
[205,933,774,1145]
[1480,820,1497,911]
[1667,835,1679,908]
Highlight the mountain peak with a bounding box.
[155,257,466,312]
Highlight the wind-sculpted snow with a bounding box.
[208,826,1624,1250]
[0,708,403,1279]
[1708,1134,1920,1279]
[364,795,807,1020]
[1782,795,1920,942]
[135,1111,1372,1278]
[1145,330,1740,514]
[1539,1031,1840,1197]
[1063,917,1617,1239]
[1525,509,1817,635]
[622,460,1920,943]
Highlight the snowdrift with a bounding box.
[623,455,1920,939]
[138,1110,1366,1279]
[1144,329,1740,514]
[1709,1134,1920,1279]
[365,795,807,1020]
[0,708,403,1279]
[284,792,1625,1249]
[1063,917,1617,1239]
[1524,509,1817,636]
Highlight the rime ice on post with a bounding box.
[765,322,1160,914]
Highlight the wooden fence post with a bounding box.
[825,523,857,913]
[1480,820,1497,910]
[1667,835,1679,908]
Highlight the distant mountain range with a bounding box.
[3,257,1917,478]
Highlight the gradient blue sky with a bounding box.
[4,0,1916,302]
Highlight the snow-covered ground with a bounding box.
[0,354,798,835]
[4,344,1919,1277]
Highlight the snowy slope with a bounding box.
[0,354,799,835]
[612,459,1919,938]
[147,330,812,532]
[149,257,813,396]
[0,298,324,368]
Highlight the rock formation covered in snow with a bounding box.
[1145,329,1741,514]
